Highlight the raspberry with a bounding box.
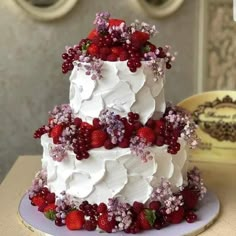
[84,220,97,231]
[46,193,55,204]
[132,201,144,214]
[97,202,107,214]
[149,201,161,211]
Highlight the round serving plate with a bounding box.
[18,190,220,236]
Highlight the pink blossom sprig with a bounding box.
[93,11,110,33]
[151,178,183,214]
[187,167,207,200]
[28,169,47,198]
[164,107,199,149]
[130,136,153,162]
[74,59,104,80]
[49,104,73,126]
[108,198,133,231]
[130,19,158,37]
[99,109,125,144]
[49,144,68,162]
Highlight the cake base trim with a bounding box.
[19,190,219,236]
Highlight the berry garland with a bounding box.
[28,167,207,233]
[61,12,175,79]
[34,105,198,162]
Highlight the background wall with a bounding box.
[0,0,200,182]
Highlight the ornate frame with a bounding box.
[137,0,184,18]
[13,0,78,21]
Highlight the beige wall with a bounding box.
[0,0,199,182]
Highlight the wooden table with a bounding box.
[0,156,236,236]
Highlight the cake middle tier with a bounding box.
[41,134,188,205]
[69,61,166,124]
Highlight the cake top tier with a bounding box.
[61,12,175,79]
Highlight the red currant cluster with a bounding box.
[33,125,47,138]
[79,201,99,231]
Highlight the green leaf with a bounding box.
[142,45,150,53]
[144,209,156,226]
[44,210,56,221]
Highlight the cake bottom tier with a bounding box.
[41,134,188,205]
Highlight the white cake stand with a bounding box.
[18,190,220,236]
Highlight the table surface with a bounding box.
[0,156,236,236]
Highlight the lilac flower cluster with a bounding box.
[151,178,183,214]
[49,145,68,162]
[130,136,153,162]
[74,59,104,80]
[108,198,133,231]
[99,109,125,144]
[48,104,73,126]
[164,107,199,149]
[145,45,175,80]
[93,11,110,33]
[28,169,47,198]
[130,19,158,37]
[187,167,207,200]
[55,191,74,225]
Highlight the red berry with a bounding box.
[50,124,63,140]
[137,127,155,144]
[38,202,47,212]
[119,51,129,61]
[98,213,115,233]
[87,44,99,57]
[185,211,197,223]
[87,29,98,40]
[107,53,118,61]
[80,122,94,131]
[99,47,111,56]
[132,201,144,214]
[46,193,55,204]
[84,220,97,231]
[31,196,45,207]
[155,136,165,146]
[131,31,150,48]
[118,138,130,148]
[154,120,165,133]
[149,201,161,211]
[91,130,107,148]
[169,207,185,224]
[146,118,155,128]
[92,118,101,129]
[181,188,199,210]
[43,203,56,213]
[65,210,85,230]
[74,117,82,127]
[97,203,107,214]
[104,139,115,149]
[111,46,124,56]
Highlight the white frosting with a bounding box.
[69,61,166,124]
[41,134,188,204]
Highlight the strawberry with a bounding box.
[109,18,125,27]
[44,203,56,213]
[31,196,45,207]
[133,201,144,214]
[181,188,199,210]
[169,207,185,224]
[87,44,99,56]
[111,46,124,56]
[50,124,63,139]
[91,130,107,148]
[88,29,98,40]
[138,209,156,230]
[98,213,115,233]
[131,31,150,48]
[137,127,155,144]
[99,47,111,56]
[65,210,85,230]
